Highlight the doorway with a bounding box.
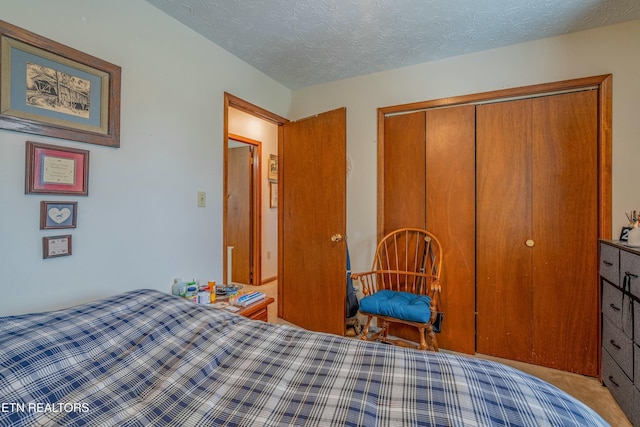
[223,93,287,286]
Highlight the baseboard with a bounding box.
[261,276,277,285]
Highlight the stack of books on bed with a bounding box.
[231,291,266,307]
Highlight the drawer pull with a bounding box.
[609,340,621,350]
[608,376,619,387]
[603,261,613,266]
[609,303,621,311]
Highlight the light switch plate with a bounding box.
[197,191,206,207]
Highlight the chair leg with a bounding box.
[360,315,374,341]
[417,326,428,350]
[426,325,438,352]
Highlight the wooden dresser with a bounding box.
[600,240,640,425]
[237,297,275,322]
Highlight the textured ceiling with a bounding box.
[146,0,640,90]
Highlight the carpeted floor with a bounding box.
[241,280,630,426]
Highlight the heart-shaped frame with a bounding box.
[40,201,78,229]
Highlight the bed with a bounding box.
[0,289,607,426]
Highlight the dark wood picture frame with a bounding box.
[26,141,89,196]
[0,20,121,147]
[40,201,78,229]
[43,234,72,258]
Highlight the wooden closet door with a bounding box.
[425,105,475,354]
[476,99,534,363]
[477,91,599,376]
[530,91,598,375]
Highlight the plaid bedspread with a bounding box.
[0,290,608,426]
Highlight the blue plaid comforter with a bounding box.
[0,289,608,426]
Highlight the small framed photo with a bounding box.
[270,181,278,208]
[43,234,72,259]
[40,201,77,229]
[26,141,89,196]
[620,226,633,242]
[268,154,278,181]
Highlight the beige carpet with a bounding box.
[242,280,629,426]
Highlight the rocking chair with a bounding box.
[351,228,442,351]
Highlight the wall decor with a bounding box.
[43,234,72,259]
[0,20,121,147]
[26,141,89,196]
[268,154,278,181]
[270,181,278,208]
[40,201,77,229]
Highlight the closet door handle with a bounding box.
[609,340,621,350]
[603,260,613,266]
[609,303,621,312]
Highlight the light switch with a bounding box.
[197,191,206,207]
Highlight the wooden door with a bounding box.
[476,99,533,362]
[477,91,598,375]
[228,146,253,285]
[424,105,476,354]
[382,107,476,354]
[280,108,347,335]
[530,91,598,375]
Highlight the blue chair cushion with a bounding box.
[360,290,432,323]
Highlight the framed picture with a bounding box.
[43,234,72,259]
[270,181,278,208]
[26,141,89,196]
[0,20,121,147]
[40,201,77,229]
[268,154,278,181]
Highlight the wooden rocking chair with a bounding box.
[351,228,442,351]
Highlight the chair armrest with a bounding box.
[352,270,439,297]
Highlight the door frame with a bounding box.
[227,133,261,285]
[223,93,288,285]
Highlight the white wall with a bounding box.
[228,108,279,281]
[290,20,640,272]
[0,0,290,315]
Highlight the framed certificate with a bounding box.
[43,235,72,259]
[25,141,89,195]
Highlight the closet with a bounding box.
[378,75,611,376]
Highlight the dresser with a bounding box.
[600,240,640,425]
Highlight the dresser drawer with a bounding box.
[602,281,633,337]
[602,315,633,378]
[602,349,634,419]
[600,243,619,285]
[621,249,640,298]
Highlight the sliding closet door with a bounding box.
[424,105,475,354]
[477,91,599,376]
[381,107,475,354]
[530,91,598,374]
[476,99,533,363]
